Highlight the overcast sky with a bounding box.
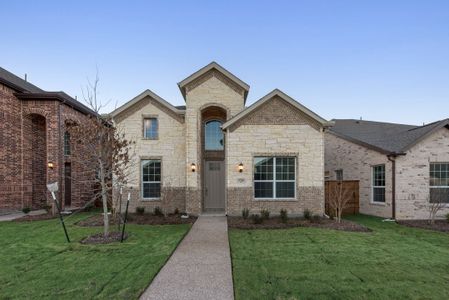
[2,0,448,124]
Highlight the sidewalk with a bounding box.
[140,215,234,300]
[0,210,47,222]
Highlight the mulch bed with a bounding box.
[80,232,128,244]
[77,213,197,227]
[14,213,56,222]
[228,216,371,232]
[397,220,449,233]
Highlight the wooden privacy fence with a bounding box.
[325,180,359,216]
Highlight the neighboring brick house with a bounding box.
[111,62,332,216]
[325,119,449,220]
[0,67,98,212]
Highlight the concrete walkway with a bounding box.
[140,215,234,300]
[0,209,47,222]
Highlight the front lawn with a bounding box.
[0,212,190,299]
[229,214,449,299]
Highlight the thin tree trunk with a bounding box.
[100,162,109,237]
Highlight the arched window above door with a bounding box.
[205,120,224,151]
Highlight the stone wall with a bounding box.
[396,128,449,219]
[324,132,393,218]
[184,71,245,215]
[114,95,186,213]
[226,124,325,216]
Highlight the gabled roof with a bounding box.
[110,89,185,117]
[177,62,250,102]
[222,89,333,130]
[1,66,98,117]
[0,66,44,93]
[329,119,449,154]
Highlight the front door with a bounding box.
[204,160,225,212]
[64,163,71,207]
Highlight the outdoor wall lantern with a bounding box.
[191,163,196,172]
[47,162,54,169]
[238,162,244,173]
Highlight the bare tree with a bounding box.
[428,190,447,225]
[328,180,352,223]
[68,73,134,237]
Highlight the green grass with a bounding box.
[229,214,449,300]
[0,212,190,299]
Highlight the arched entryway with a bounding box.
[23,113,47,210]
[201,106,227,212]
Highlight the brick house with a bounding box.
[111,62,332,216]
[0,67,98,212]
[325,119,449,220]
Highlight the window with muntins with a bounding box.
[143,118,158,139]
[254,157,296,199]
[430,163,449,203]
[205,120,224,150]
[372,165,385,203]
[64,131,71,156]
[141,160,161,199]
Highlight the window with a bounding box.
[372,165,385,203]
[205,120,224,150]
[335,169,343,181]
[141,159,161,199]
[254,157,296,199]
[143,118,158,139]
[64,131,71,156]
[430,163,449,203]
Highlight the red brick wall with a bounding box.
[0,84,23,211]
[0,84,98,211]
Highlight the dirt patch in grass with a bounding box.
[80,232,128,244]
[397,220,449,233]
[228,216,371,232]
[14,213,56,222]
[77,213,197,227]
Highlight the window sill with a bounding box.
[253,198,297,202]
[141,138,158,141]
[370,201,386,206]
[140,198,161,202]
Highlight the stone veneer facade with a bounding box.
[113,63,327,216]
[325,129,449,220]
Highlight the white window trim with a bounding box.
[141,159,161,200]
[429,162,449,205]
[253,157,296,200]
[371,164,386,204]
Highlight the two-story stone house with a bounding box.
[111,62,332,216]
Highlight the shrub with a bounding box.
[251,214,263,224]
[280,209,288,223]
[303,209,311,220]
[22,207,31,214]
[154,206,164,217]
[446,213,449,223]
[174,208,180,215]
[312,214,321,223]
[242,208,249,219]
[136,207,145,215]
[83,203,94,212]
[260,209,270,220]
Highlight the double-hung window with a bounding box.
[372,165,385,203]
[254,157,296,199]
[141,159,161,199]
[143,118,158,139]
[430,163,449,203]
